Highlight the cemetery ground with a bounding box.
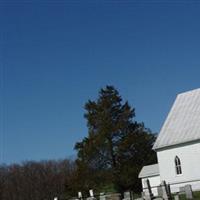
[178,191,200,200]
[69,184,200,200]
[132,191,200,200]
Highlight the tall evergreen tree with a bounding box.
[75,86,156,193]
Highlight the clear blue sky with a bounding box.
[1,0,200,164]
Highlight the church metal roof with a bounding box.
[138,164,160,178]
[153,88,200,150]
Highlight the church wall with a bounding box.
[141,175,161,196]
[157,142,200,192]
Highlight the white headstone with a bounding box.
[157,185,163,197]
[78,192,82,198]
[185,185,193,199]
[89,189,94,197]
[99,193,107,200]
[124,191,131,200]
[174,194,179,200]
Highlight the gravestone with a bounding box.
[160,181,172,200]
[87,197,96,200]
[157,185,163,197]
[141,191,145,199]
[106,195,112,200]
[174,194,179,200]
[78,192,83,199]
[99,193,106,200]
[123,191,131,200]
[87,190,97,200]
[184,185,193,199]
[89,189,94,197]
[110,193,121,200]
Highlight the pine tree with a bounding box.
[75,86,156,193]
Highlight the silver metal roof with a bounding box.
[138,164,159,178]
[153,88,200,150]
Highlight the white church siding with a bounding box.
[157,141,200,192]
[139,164,161,196]
[139,88,200,195]
[141,175,161,196]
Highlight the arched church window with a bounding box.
[175,156,182,175]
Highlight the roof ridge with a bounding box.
[153,88,200,150]
[178,87,200,96]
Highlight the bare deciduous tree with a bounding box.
[0,159,76,200]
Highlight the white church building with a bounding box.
[139,88,200,194]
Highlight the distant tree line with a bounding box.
[0,86,157,200]
[0,159,76,200]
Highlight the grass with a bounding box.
[176,191,200,200]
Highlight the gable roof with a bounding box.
[138,164,159,178]
[153,88,200,150]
